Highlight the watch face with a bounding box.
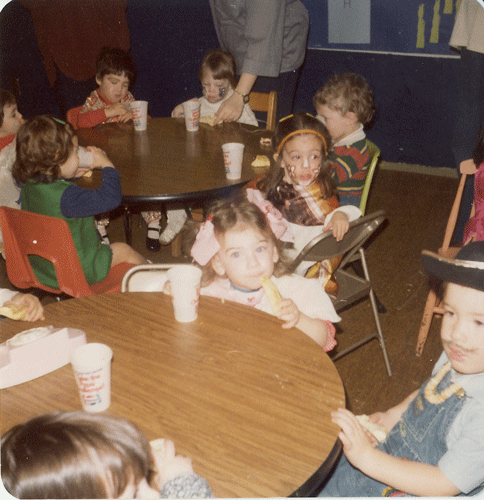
[243,94,250,104]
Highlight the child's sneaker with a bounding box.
[159,209,187,245]
[146,221,161,252]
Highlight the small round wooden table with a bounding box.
[77,118,272,243]
[1,293,345,498]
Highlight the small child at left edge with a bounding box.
[0,89,24,251]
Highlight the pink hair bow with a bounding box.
[190,215,220,266]
[246,188,292,242]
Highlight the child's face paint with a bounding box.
[201,70,230,104]
[279,134,324,187]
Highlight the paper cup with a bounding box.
[78,146,93,167]
[167,265,202,322]
[130,100,148,131]
[70,343,113,412]
[222,142,245,180]
[182,99,200,132]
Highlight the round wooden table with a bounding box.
[1,293,345,498]
[77,119,272,243]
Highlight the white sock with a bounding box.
[147,221,161,240]
[96,222,110,245]
[159,209,187,244]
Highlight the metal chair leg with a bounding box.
[351,259,386,313]
[360,249,392,376]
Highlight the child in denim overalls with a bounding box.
[319,242,484,497]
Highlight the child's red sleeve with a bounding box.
[77,108,108,128]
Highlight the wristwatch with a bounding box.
[234,89,250,104]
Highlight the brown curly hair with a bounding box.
[13,115,75,184]
[313,73,375,125]
[181,192,292,286]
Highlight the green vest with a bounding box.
[21,179,112,288]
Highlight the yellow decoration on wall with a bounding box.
[444,0,453,13]
[417,4,425,48]
[430,0,441,43]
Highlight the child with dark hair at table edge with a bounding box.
[12,115,147,291]
[0,88,25,253]
[318,242,484,497]
[1,411,213,498]
[314,72,375,208]
[71,46,163,252]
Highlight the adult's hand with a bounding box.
[214,92,244,124]
[214,72,257,125]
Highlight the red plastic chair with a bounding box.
[66,106,82,130]
[0,207,134,298]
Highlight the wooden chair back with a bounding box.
[248,91,277,131]
[416,159,477,355]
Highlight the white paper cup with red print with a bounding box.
[182,99,201,132]
[167,265,202,322]
[70,343,113,412]
[222,142,244,180]
[130,100,148,131]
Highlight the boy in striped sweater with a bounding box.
[314,73,375,207]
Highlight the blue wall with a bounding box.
[0,0,461,168]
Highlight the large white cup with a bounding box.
[167,265,202,322]
[130,100,148,131]
[182,99,201,132]
[78,146,94,167]
[222,142,245,180]
[70,343,113,412]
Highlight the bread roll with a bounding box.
[199,115,217,126]
[251,155,270,168]
[0,303,29,321]
[356,414,388,442]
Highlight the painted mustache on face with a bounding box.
[286,162,320,186]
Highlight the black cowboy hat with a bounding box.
[422,241,484,293]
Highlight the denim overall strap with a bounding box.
[381,369,466,465]
[318,370,466,497]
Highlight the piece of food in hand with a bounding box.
[260,137,272,147]
[251,155,270,168]
[82,170,93,178]
[150,438,167,460]
[0,303,29,321]
[355,414,388,442]
[199,115,217,126]
[261,277,283,313]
